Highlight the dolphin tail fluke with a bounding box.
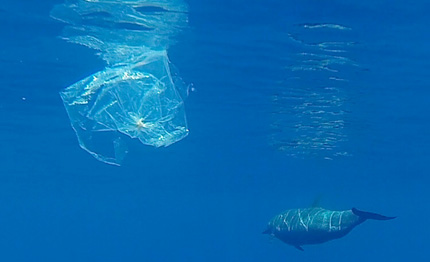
[352,208,396,221]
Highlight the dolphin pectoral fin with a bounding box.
[294,245,304,251]
[352,208,396,221]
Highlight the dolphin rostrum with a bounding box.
[263,207,395,251]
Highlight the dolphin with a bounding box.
[263,207,395,251]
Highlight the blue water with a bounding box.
[1,0,429,261]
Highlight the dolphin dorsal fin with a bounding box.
[311,195,323,207]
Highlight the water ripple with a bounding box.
[270,23,360,159]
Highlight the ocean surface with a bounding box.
[0,0,429,261]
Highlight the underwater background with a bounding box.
[0,0,429,261]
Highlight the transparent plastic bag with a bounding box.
[52,0,189,165]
